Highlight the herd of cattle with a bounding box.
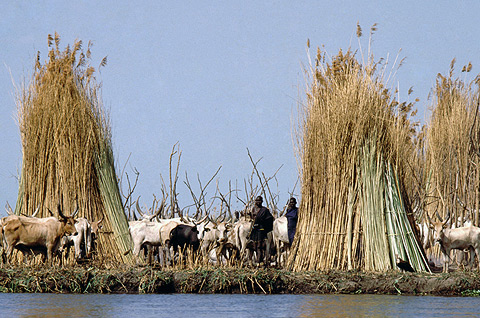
[0,202,292,268]
[3,200,480,273]
[417,211,480,272]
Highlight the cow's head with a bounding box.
[216,222,232,242]
[91,218,103,237]
[193,215,209,240]
[427,211,450,245]
[57,204,78,236]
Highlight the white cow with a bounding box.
[198,220,231,257]
[428,212,480,272]
[60,217,103,261]
[272,216,290,266]
[128,215,202,265]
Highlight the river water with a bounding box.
[1,293,479,317]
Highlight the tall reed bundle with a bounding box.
[424,60,480,240]
[15,33,134,264]
[289,35,428,272]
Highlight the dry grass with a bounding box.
[15,33,134,264]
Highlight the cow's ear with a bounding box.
[204,228,211,232]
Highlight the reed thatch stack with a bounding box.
[15,33,134,264]
[423,61,480,235]
[289,33,429,272]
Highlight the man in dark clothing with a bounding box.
[285,197,298,245]
[248,195,274,265]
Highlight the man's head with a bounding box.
[255,196,263,207]
[288,197,297,208]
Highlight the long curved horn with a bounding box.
[136,199,147,218]
[197,214,208,224]
[218,212,226,223]
[57,204,66,219]
[31,205,40,217]
[5,202,14,215]
[443,210,451,226]
[47,208,54,217]
[153,200,165,220]
[180,215,188,224]
[425,212,433,225]
[435,210,443,222]
[71,205,79,218]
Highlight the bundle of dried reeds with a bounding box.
[15,33,134,264]
[289,33,426,272]
[422,61,480,259]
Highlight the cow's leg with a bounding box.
[475,246,480,271]
[146,245,153,264]
[66,245,71,265]
[46,245,53,266]
[85,227,92,258]
[444,249,450,273]
[468,246,476,270]
[132,240,142,259]
[5,241,16,264]
[74,238,82,259]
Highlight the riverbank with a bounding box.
[1,266,479,296]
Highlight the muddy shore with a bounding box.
[0,266,480,296]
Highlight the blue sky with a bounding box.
[1,1,480,217]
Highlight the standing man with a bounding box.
[286,197,298,245]
[248,195,274,265]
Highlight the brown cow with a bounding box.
[2,204,78,265]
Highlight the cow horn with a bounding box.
[425,212,433,225]
[5,202,14,215]
[57,204,66,219]
[153,201,164,220]
[217,213,225,223]
[31,205,40,217]
[72,205,79,218]
[197,215,208,224]
[443,210,451,225]
[136,200,145,217]
[47,208,54,217]
[435,210,443,222]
